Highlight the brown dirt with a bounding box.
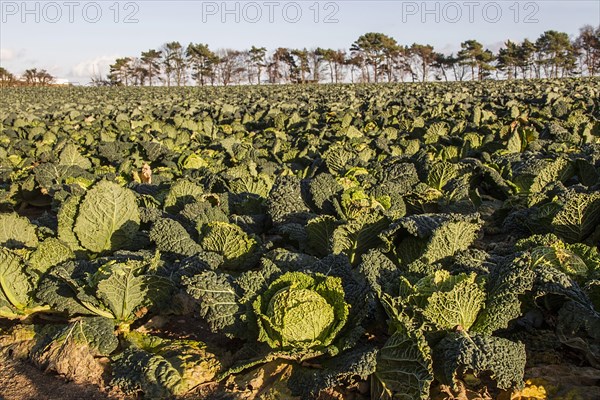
[0,354,126,400]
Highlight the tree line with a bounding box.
[0,67,56,87]
[0,25,598,87]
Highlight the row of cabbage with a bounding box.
[0,78,599,399]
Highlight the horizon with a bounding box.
[1,1,599,84]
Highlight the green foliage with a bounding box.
[472,254,535,335]
[149,218,203,257]
[551,191,600,243]
[421,272,485,331]
[382,214,482,272]
[0,213,38,249]
[183,271,240,335]
[28,238,75,274]
[199,222,259,269]
[0,247,46,319]
[112,332,221,398]
[372,322,433,400]
[1,78,600,398]
[30,317,118,380]
[253,271,349,352]
[432,331,526,391]
[163,179,204,213]
[38,252,173,325]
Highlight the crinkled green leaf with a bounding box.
[422,273,485,331]
[57,194,83,250]
[0,248,34,318]
[513,157,574,194]
[183,271,240,336]
[199,222,258,270]
[163,179,204,214]
[432,331,526,391]
[96,262,173,323]
[112,332,221,398]
[59,143,92,170]
[28,238,75,274]
[384,214,482,268]
[427,161,458,191]
[332,213,389,265]
[73,181,140,253]
[552,191,600,243]
[472,254,535,335]
[372,324,433,400]
[149,218,203,257]
[305,215,339,257]
[0,212,38,249]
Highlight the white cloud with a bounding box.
[70,55,119,80]
[0,48,15,61]
[486,41,505,53]
[439,43,459,55]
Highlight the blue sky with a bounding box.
[1,0,598,84]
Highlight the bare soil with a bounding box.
[0,354,126,400]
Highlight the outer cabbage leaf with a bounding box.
[0,212,38,249]
[305,215,339,257]
[38,254,173,325]
[73,180,141,253]
[30,317,118,385]
[59,143,92,170]
[163,179,204,214]
[229,173,273,198]
[421,273,485,331]
[358,249,400,294]
[551,191,600,243]
[183,271,241,336]
[28,238,75,274]
[57,194,83,250]
[427,161,458,191]
[307,173,343,214]
[287,344,378,398]
[372,323,433,400]
[267,175,312,225]
[149,218,203,257]
[516,233,600,278]
[111,332,221,398]
[0,248,37,319]
[34,163,91,191]
[199,222,258,270]
[332,213,389,265]
[472,254,535,335]
[432,331,526,391]
[94,259,173,324]
[555,301,600,368]
[382,214,482,272]
[512,157,574,195]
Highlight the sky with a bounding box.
[1,0,599,84]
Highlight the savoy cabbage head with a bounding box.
[253,271,349,352]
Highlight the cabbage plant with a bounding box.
[253,271,349,351]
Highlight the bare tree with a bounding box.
[0,67,15,87]
[215,49,246,86]
[574,25,600,76]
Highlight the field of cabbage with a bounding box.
[1,78,600,400]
